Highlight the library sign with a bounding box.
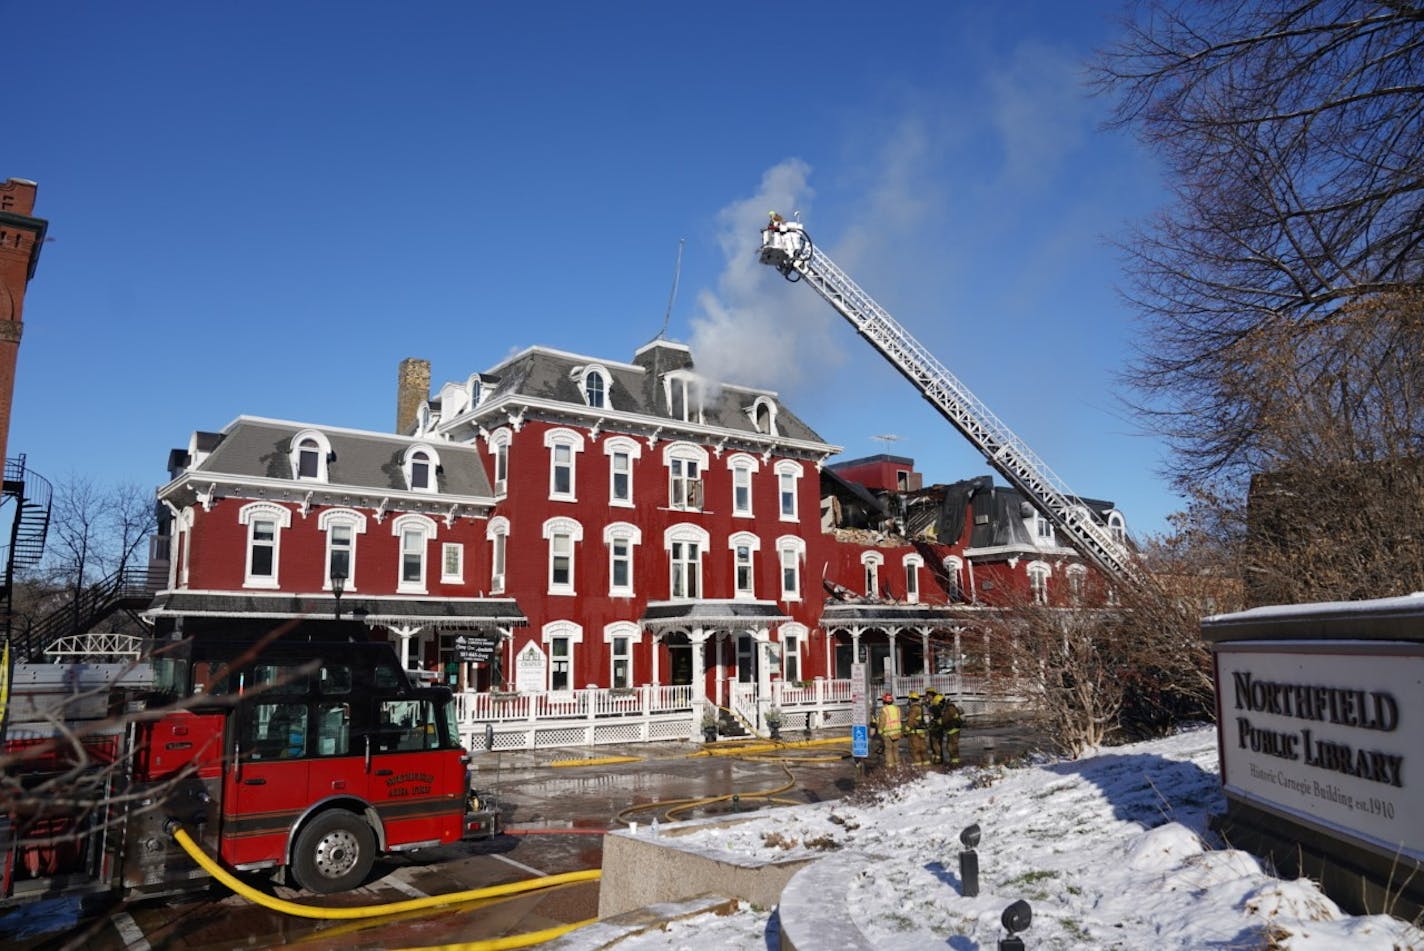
[1216,644,1424,861]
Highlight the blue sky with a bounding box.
[7,2,1181,535]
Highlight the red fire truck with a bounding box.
[0,637,499,902]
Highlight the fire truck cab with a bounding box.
[2,637,499,901]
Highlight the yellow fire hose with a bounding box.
[169,825,599,940]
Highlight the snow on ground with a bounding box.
[597,726,1424,950]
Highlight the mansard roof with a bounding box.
[173,416,494,498]
[454,343,833,448]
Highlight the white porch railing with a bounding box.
[455,676,998,752]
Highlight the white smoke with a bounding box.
[688,159,842,394]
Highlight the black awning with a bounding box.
[640,600,791,627]
[143,591,527,628]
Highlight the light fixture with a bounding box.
[330,569,347,622]
[999,899,1032,951]
[959,822,981,897]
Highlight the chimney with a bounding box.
[396,358,430,434]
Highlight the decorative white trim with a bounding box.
[238,501,291,589]
[775,459,803,522]
[543,517,583,596]
[575,364,612,410]
[748,396,779,437]
[603,521,643,545]
[402,443,441,494]
[544,427,585,503]
[392,513,438,594]
[604,435,641,508]
[902,553,924,604]
[663,522,710,551]
[605,523,640,598]
[289,429,333,484]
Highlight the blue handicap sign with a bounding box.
[852,724,869,758]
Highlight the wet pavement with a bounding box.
[1,721,1040,950]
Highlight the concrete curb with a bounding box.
[777,851,882,951]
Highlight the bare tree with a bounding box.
[1094,2,1424,487]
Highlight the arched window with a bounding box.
[604,436,641,508]
[777,535,806,601]
[391,513,438,594]
[903,554,924,604]
[604,621,639,689]
[487,428,512,496]
[289,429,333,483]
[728,531,760,599]
[581,365,610,409]
[860,550,884,598]
[775,459,803,521]
[943,556,965,602]
[543,516,584,595]
[543,428,586,502]
[403,444,440,493]
[318,508,368,591]
[486,516,510,594]
[750,396,779,436]
[663,442,708,512]
[239,502,292,589]
[726,453,760,517]
[541,620,584,693]
[1027,561,1052,605]
[1067,564,1088,604]
[604,522,642,597]
[664,523,710,600]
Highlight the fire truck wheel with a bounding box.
[291,810,376,894]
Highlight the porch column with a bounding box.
[953,627,963,698]
[691,625,708,717]
[850,626,863,664]
[650,629,661,687]
[756,626,772,711]
[392,624,419,670]
[919,627,931,680]
[715,632,727,707]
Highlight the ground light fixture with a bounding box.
[999,898,1032,951]
[959,822,980,897]
[330,569,347,621]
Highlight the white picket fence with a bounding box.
[454,675,995,752]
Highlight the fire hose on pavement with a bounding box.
[167,823,598,948]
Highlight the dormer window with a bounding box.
[468,374,483,408]
[750,396,779,436]
[289,430,333,483]
[664,371,704,424]
[1108,512,1127,547]
[577,365,610,409]
[402,444,440,494]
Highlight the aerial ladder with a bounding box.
[758,215,1144,591]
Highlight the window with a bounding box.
[580,365,610,409]
[781,623,807,683]
[750,396,778,436]
[544,428,585,502]
[488,428,511,496]
[319,509,366,591]
[903,554,923,604]
[1067,564,1087,604]
[861,551,884,598]
[1028,561,1051,605]
[775,460,803,521]
[605,623,637,689]
[392,514,437,594]
[778,536,805,600]
[604,522,641,597]
[729,531,760,599]
[239,502,291,589]
[665,524,709,600]
[944,556,964,602]
[726,453,759,517]
[664,371,703,423]
[664,443,708,512]
[1108,512,1127,547]
[543,517,583,596]
[542,621,583,693]
[1034,511,1054,543]
[487,516,509,594]
[402,444,440,493]
[604,437,641,508]
[289,429,332,483]
[442,543,464,584]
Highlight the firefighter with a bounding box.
[941,695,965,768]
[924,688,945,764]
[874,692,902,768]
[905,692,929,766]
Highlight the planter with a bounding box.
[702,727,718,743]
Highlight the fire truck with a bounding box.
[0,636,500,902]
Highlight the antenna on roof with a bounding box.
[872,434,901,452]
[653,237,686,342]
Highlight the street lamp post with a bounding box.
[331,569,347,622]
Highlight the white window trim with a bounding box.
[604,621,638,689]
[664,523,710,601]
[775,459,803,522]
[543,516,584,596]
[1108,511,1127,546]
[728,530,760,600]
[487,427,512,498]
[603,436,642,509]
[1028,559,1052,604]
[780,621,808,681]
[860,550,884,599]
[603,521,643,597]
[1067,563,1088,603]
[663,442,709,512]
[541,620,584,694]
[176,506,195,588]
[442,542,464,584]
[903,553,924,604]
[578,364,612,409]
[391,513,438,594]
[402,443,441,494]
[238,501,291,589]
[662,370,705,424]
[943,556,964,601]
[289,429,333,484]
[317,507,367,591]
[543,427,586,503]
[777,535,806,602]
[749,396,779,436]
[726,452,760,518]
[486,515,510,594]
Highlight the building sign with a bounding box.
[452,634,499,664]
[1216,643,1424,862]
[514,642,546,694]
[850,661,869,759]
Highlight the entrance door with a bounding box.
[736,633,757,684]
